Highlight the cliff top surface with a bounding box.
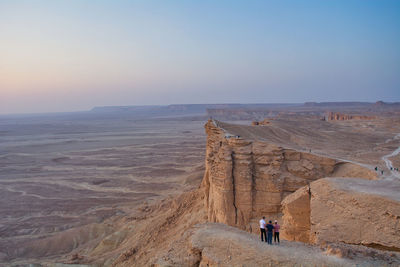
[212,118,400,167]
[326,177,400,202]
[187,223,399,267]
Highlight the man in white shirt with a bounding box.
[259,216,267,242]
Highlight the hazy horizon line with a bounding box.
[1,100,397,117]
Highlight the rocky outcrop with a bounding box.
[282,178,400,251]
[325,112,375,121]
[280,186,311,243]
[251,119,272,126]
[201,120,377,231]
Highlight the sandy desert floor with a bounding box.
[0,113,206,264]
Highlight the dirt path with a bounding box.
[187,223,400,267]
[382,133,400,179]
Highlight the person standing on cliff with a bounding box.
[273,220,280,244]
[266,220,274,244]
[259,216,267,242]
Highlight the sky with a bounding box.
[1,0,400,114]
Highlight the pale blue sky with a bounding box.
[1,0,399,114]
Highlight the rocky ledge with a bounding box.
[282,178,400,251]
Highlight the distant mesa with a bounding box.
[91,104,247,117]
[89,101,400,121]
[305,101,400,109]
[373,100,400,107]
[375,101,386,106]
[304,101,372,107]
[324,112,376,121]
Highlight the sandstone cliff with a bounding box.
[282,178,400,251]
[201,120,377,231]
[325,112,376,121]
[105,119,400,266]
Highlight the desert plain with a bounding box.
[0,102,400,266]
[0,110,206,265]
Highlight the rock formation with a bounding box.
[282,178,400,251]
[251,119,272,126]
[325,112,376,121]
[280,186,311,243]
[102,119,400,266]
[201,120,377,231]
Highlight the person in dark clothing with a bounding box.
[266,220,274,244]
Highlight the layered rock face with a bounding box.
[280,186,311,243]
[325,112,375,121]
[282,178,400,251]
[201,120,377,231]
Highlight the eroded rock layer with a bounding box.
[202,120,377,230]
[325,112,376,121]
[282,178,400,251]
[280,186,311,243]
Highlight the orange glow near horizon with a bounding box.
[1,1,399,114]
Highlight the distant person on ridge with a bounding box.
[273,220,280,244]
[259,216,267,242]
[266,220,274,244]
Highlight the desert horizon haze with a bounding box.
[1,1,400,267]
[1,0,400,114]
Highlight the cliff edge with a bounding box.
[201,120,377,231]
[282,178,400,251]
